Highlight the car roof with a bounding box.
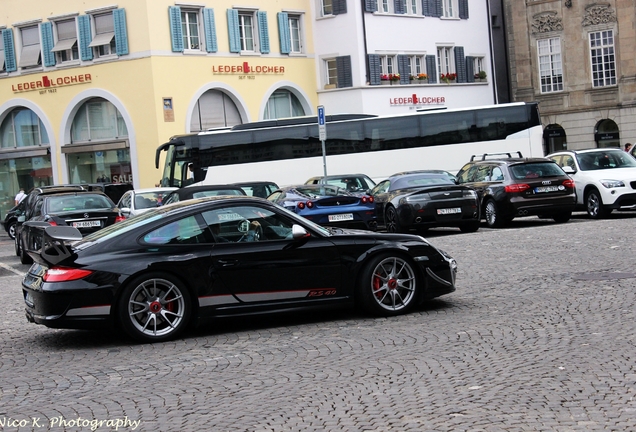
[169,185,246,198]
[232,181,278,186]
[549,148,623,155]
[42,191,110,199]
[466,157,554,166]
[130,187,177,194]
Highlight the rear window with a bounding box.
[192,189,244,198]
[509,162,565,180]
[47,194,114,212]
[391,175,454,190]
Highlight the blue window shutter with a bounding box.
[459,0,469,19]
[41,22,56,67]
[203,8,218,52]
[368,54,381,85]
[169,6,184,52]
[394,0,405,14]
[336,55,352,88]
[78,15,93,61]
[227,9,240,53]
[333,0,348,15]
[365,0,378,12]
[114,9,129,55]
[426,55,437,83]
[454,46,467,83]
[258,11,269,54]
[398,55,410,84]
[277,12,291,54]
[2,29,17,72]
[466,56,475,82]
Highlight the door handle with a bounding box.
[217,259,238,267]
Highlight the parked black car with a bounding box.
[163,185,246,205]
[21,196,457,343]
[456,152,576,228]
[16,190,123,264]
[2,199,26,240]
[371,171,480,233]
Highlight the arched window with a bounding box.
[543,124,566,154]
[71,98,128,143]
[264,90,305,119]
[190,90,242,132]
[0,108,49,148]
[594,119,619,149]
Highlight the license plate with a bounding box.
[72,220,101,228]
[437,207,461,215]
[328,213,354,222]
[534,186,559,193]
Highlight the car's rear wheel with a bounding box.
[7,221,16,240]
[460,221,480,232]
[585,189,609,219]
[118,273,192,343]
[385,206,403,233]
[358,254,418,316]
[484,199,508,228]
[553,211,572,223]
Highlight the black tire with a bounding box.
[19,238,32,265]
[7,221,16,240]
[385,206,403,233]
[459,221,480,233]
[357,254,418,316]
[118,273,192,343]
[585,189,609,219]
[553,211,572,223]
[484,199,508,228]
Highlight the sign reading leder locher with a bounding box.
[11,73,92,93]
[390,93,446,107]
[212,61,285,75]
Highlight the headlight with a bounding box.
[462,189,477,198]
[404,193,430,203]
[600,179,625,189]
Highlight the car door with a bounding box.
[202,204,343,305]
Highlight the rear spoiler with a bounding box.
[26,225,83,266]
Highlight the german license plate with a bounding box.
[72,220,101,228]
[437,207,461,215]
[534,186,559,193]
[328,213,354,222]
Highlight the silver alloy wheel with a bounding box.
[485,200,498,227]
[8,222,16,240]
[127,278,187,338]
[586,190,602,218]
[370,256,416,312]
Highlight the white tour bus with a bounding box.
[155,102,544,188]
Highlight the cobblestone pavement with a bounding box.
[0,214,635,431]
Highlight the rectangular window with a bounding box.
[408,55,425,76]
[538,38,563,93]
[381,0,389,13]
[0,41,5,72]
[181,10,200,50]
[326,58,338,86]
[589,30,616,87]
[52,19,79,63]
[239,13,255,51]
[88,12,116,57]
[379,55,396,75]
[442,0,456,18]
[437,46,455,76]
[19,25,41,69]
[289,15,301,53]
[322,0,333,16]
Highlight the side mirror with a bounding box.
[17,215,26,223]
[562,166,576,174]
[292,224,310,240]
[120,207,131,215]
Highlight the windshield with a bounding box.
[576,150,636,170]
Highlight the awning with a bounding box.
[88,32,114,48]
[51,38,77,52]
[61,140,129,154]
[19,44,41,68]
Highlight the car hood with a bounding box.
[572,167,636,181]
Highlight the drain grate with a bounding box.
[572,272,636,281]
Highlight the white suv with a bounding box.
[547,148,636,218]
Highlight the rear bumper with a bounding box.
[506,194,576,217]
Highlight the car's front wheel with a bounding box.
[118,273,192,343]
[585,188,610,219]
[358,254,418,316]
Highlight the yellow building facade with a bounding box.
[0,0,317,217]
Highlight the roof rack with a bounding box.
[470,152,523,161]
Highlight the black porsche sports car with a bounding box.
[22,196,457,343]
[371,171,481,233]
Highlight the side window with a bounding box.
[562,155,576,170]
[142,215,211,245]
[33,199,44,217]
[371,180,390,195]
[491,166,504,181]
[202,205,293,243]
[472,165,491,182]
[267,191,283,202]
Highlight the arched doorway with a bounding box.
[594,119,620,148]
[190,90,242,132]
[543,124,567,154]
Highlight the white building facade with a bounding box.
[312,0,497,115]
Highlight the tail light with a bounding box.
[43,267,93,282]
[48,220,58,226]
[504,183,531,193]
[115,215,126,223]
[297,202,305,209]
[361,196,374,203]
[297,201,314,210]
[563,179,575,188]
[307,201,314,208]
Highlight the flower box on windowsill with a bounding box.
[380,80,390,86]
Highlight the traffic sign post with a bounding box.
[318,106,327,178]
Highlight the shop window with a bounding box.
[67,149,132,184]
[264,90,305,119]
[0,108,49,148]
[594,119,619,148]
[543,124,567,154]
[589,30,616,87]
[18,25,41,69]
[71,98,128,143]
[190,90,242,132]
